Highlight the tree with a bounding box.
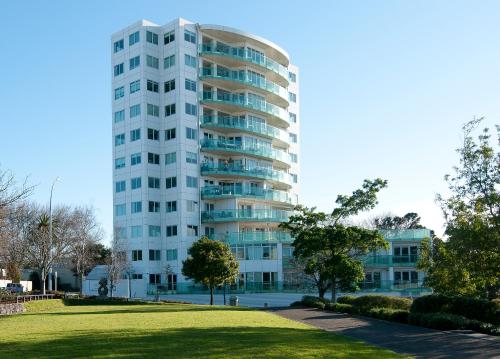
[106,233,129,298]
[373,212,424,229]
[182,237,239,305]
[281,179,389,302]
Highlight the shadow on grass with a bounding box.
[0,326,401,359]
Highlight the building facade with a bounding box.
[111,18,300,297]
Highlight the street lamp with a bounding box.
[48,177,60,292]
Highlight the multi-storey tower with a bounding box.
[111,18,300,297]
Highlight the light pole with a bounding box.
[48,177,60,292]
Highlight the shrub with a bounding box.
[408,312,468,331]
[366,308,410,323]
[326,303,354,313]
[352,295,412,311]
[301,296,328,309]
[290,301,303,307]
[337,296,356,305]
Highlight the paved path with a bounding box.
[271,307,500,359]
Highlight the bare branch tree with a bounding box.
[106,231,129,298]
[0,167,34,222]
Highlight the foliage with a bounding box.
[365,308,410,323]
[408,312,469,331]
[351,295,412,311]
[106,233,129,298]
[0,288,16,301]
[373,212,425,230]
[182,237,239,305]
[325,303,357,314]
[337,296,357,305]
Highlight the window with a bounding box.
[186,176,198,188]
[148,201,160,213]
[184,30,196,43]
[114,63,124,77]
[289,92,297,103]
[166,249,177,261]
[149,249,161,261]
[165,128,176,140]
[149,274,161,284]
[148,152,160,164]
[116,227,127,239]
[115,133,125,146]
[165,176,177,189]
[129,55,140,70]
[131,201,142,214]
[184,54,196,68]
[164,54,175,69]
[130,104,141,118]
[114,110,125,123]
[115,204,126,216]
[186,200,197,212]
[149,225,161,237]
[187,225,198,236]
[289,72,297,83]
[146,31,158,45]
[166,201,177,213]
[185,127,196,139]
[289,133,297,143]
[148,177,160,189]
[185,79,196,92]
[164,79,175,93]
[146,55,159,69]
[165,103,176,117]
[147,104,159,117]
[131,250,142,261]
[147,128,159,141]
[114,39,124,53]
[165,152,176,165]
[289,112,297,123]
[290,153,298,163]
[131,153,141,166]
[129,80,140,94]
[115,157,125,169]
[114,86,124,100]
[131,274,143,280]
[166,225,177,237]
[129,31,140,46]
[185,103,197,116]
[115,180,125,193]
[131,225,142,238]
[291,173,298,183]
[186,151,197,164]
[164,30,175,44]
[131,177,142,189]
[130,128,140,142]
[147,80,159,92]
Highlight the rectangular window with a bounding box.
[146,55,159,69]
[114,63,124,77]
[185,127,197,139]
[187,225,198,236]
[114,110,125,123]
[149,274,161,284]
[149,249,161,261]
[129,80,140,94]
[186,151,197,164]
[130,104,141,118]
[115,180,125,193]
[185,79,196,92]
[165,152,176,165]
[116,227,127,239]
[289,112,297,123]
[166,201,177,213]
[129,31,139,46]
[131,201,142,213]
[147,79,159,93]
[205,227,214,237]
[115,157,125,169]
[131,274,143,280]
[289,92,297,103]
[164,54,175,69]
[291,173,298,183]
[165,176,177,189]
[184,54,196,68]
[164,79,175,93]
[115,133,125,146]
[130,128,141,142]
[148,201,160,213]
[147,104,159,117]
[132,250,142,261]
[129,55,140,70]
[148,177,160,189]
[165,128,176,140]
[114,39,124,53]
[289,72,297,83]
[149,225,161,237]
[148,153,160,164]
[131,225,142,238]
[114,86,124,99]
[186,176,198,188]
[289,133,297,143]
[130,152,141,166]
[115,204,126,216]
[166,225,177,237]
[165,103,176,117]
[166,249,178,261]
[184,30,196,44]
[185,103,197,116]
[146,31,158,45]
[290,153,298,163]
[147,128,159,141]
[164,30,175,44]
[186,200,197,212]
[131,177,142,189]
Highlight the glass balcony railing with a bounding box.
[362,255,420,267]
[200,68,288,102]
[380,229,431,241]
[200,115,289,144]
[201,184,295,205]
[201,209,290,223]
[209,231,293,244]
[201,163,291,187]
[200,138,291,166]
[358,280,430,292]
[201,91,288,125]
[199,44,289,83]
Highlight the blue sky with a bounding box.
[1,0,498,242]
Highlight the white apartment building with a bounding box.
[111,18,300,297]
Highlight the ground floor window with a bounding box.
[149,274,161,284]
[167,274,177,290]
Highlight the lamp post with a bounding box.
[48,177,60,292]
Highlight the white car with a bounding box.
[6,283,24,293]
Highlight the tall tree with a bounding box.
[373,212,424,229]
[106,233,129,298]
[182,237,239,305]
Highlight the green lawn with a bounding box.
[0,299,407,358]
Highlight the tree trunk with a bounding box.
[331,277,337,303]
[80,272,84,295]
[210,286,214,305]
[41,268,46,295]
[318,286,326,299]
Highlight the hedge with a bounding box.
[366,308,410,323]
[351,295,412,311]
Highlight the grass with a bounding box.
[0,299,408,358]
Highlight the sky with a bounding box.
[0,0,499,243]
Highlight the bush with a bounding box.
[408,312,468,331]
[366,308,410,323]
[325,303,355,313]
[290,301,303,307]
[0,289,16,302]
[337,296,356,305]
[301,295,328,309]
[352,295,412,311]
[465,321,500,336]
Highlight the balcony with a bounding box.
[362,255,420,267]
[200,67,288,107]
[200,138,290,168]
[380,229,432,241]
[200,91,288,128]
[201,209,290,223]
[201,163,291,189]
[201,184,295,206]
[210,231,293,244]
[199,44,289,86]
[358,280,430,293]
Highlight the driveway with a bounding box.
[270,307,500,359]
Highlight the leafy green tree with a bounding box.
[281,179,389,302]
[182,237,239,305]
[374,212,425,229]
